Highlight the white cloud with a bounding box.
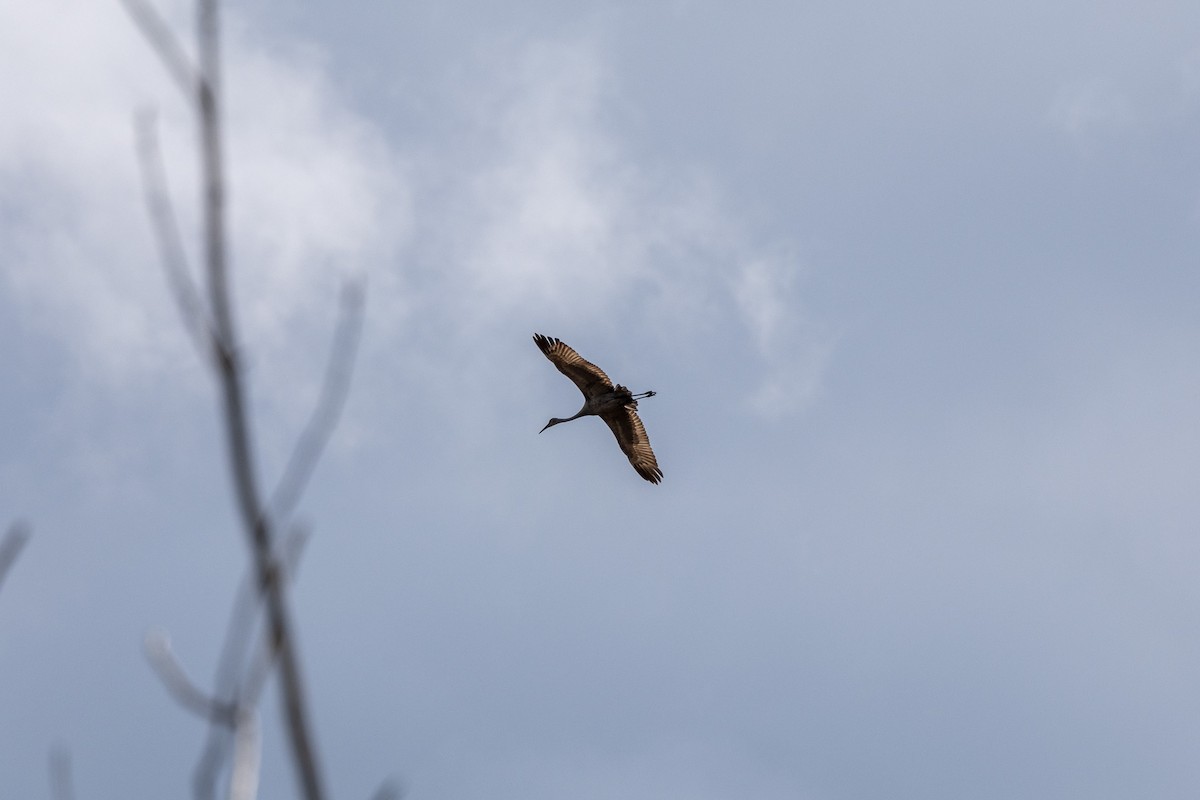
[430,39,643,326]
[0,0,410,390]
[734,255,829,417]
[407,36,828,416]
[0,8,825,424]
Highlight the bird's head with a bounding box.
[539,418,564,434]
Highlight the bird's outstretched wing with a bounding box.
[533,334,614,399]
[600,404,663,484]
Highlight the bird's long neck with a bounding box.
[540,408,588,433]
[560,410,587,424]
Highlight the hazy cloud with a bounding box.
[0,0,410,389]
[403,36,827,417]
[734,255,828,417]
[3,16,821,419]
[1049,80,1136,146]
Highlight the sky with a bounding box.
[2,0,1200,798]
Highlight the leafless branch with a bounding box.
[144,628,238,724]
[48,746,75,800]
[193,526,310,800]
[0,521,30,595]
[216,526,311,706]
[134,110,215,361]
[192,716,233,800]
[228,710,262,800]
[270,281,365,523]
[237,527,313,709]
[117,0,198,98]
[190,0,326,795]
[192,527,310,800]
[192,714,233,800]
[192,731,228,800]
[124,0,350,797]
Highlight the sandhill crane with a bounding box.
[533,333,663,484]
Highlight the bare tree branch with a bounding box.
[117,0,198,98]
[48,746,75,800]
[134,110,215,361]
[192,711,233,800]
[217,526,311,709]
[0,521,30,595]
[144,629,238,724]
[228,710,261,800]
[193,526,310,800]
[192,729,229,800]
[270,281,366,523]
[115,0,400,774]
[236,527,313,710]
[189,1,327,796]
[124,1,341,797]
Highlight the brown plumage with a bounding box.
[533,333,663,484]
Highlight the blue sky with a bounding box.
[3,1,1200,798]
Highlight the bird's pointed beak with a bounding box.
[539,421,553,434]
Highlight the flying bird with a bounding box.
[533,333,663,484]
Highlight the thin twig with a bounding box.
[117,0,198,98]
[192,710,232,800]
[270,281,366,523]
[134,110,215,362]
[193,528,310,798]
[123,0,330,796]
[228,710,262,800]
[217,528,311,711]
[48,746,75,800]
[192,0,326,796]
[236,527,313,709]
[193,525,310,800]
[0,521,30,595]
[144,629,238,724]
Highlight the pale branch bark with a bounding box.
[269,282,365,523]
[228,710,262,800]
[192,0,326,795]
[194,526,310,800]
[144,629,238,724]
[117,0,197,98]
[193,725,229,800]
[216,526,310,708]
[119,1,370,797]
[147,527,307,800]
[237,528,313,709]
[0,522,30,595]
[143,621,265,800]
[133,111,215,361]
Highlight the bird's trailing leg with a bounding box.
[630,390,656,400]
